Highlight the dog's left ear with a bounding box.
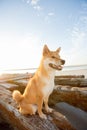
[43,44,50,56]
[56,47,61,53]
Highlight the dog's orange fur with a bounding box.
[12,45,65,119]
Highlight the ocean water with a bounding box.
[1,64,87,74]
[63,64,87,71]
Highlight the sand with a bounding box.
[56,69,87,78]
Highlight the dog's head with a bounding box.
[43,44,65,70]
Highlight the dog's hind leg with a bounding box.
[37,96,47,119]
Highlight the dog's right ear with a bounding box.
[43,44,50,56]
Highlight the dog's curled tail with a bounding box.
[12,90,23,103]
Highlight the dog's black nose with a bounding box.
[61,60,65,65]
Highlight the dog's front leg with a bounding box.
[37,96,47,119]
[44,96,53,113]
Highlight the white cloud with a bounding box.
[24,0,41,10]
[71,27,85,48]
[27,0,30,4]
[65,1,87,65]
[31,0,39,5]
[79,1,87,28]
[44,12,55,23]
[33,5,42,10]
[30,0,42,11]
[48,12,54,16]
[65,27,87,65]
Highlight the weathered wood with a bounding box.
[0,74,87,129]
[0,83,19,91]
[2,78,87,112]
[55,78,87,87]
[2,76,87,111]
[55,75,85,79]
[0,74,86,88]
[0,73,33,81]
[0,85,75,130]
[49,85,87,111]
[50,111,76,130]
[8,80,27,93]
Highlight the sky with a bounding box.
[0,0,87,70]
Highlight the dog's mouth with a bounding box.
[49,63,63,70]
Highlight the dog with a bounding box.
[12,44,65,119]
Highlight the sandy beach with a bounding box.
[56,69,87,78]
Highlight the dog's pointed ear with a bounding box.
[56,47,61,53]
[43,44,50,56]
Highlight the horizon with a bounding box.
[0,0,87,70]
[1,64,87,72]
[0,64,87,75]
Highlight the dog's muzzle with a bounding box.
[49,59,65,70]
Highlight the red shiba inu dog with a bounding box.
[12,45,65,119]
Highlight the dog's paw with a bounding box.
[29,111,35,115]
[46,107,53,113]
[39,113,47,119]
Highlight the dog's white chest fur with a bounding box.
[42,71,55,97]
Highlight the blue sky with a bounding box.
[0,0,87,70]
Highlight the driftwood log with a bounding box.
[55,75,85,79]
[0,74,87,109]
[0,74,87,130]
[1,73,86,111]
[49,85,87,112]
[55,76,87,87]
[0,74,86,87]
[0,85,75,130]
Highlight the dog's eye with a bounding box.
[52,56,56,59]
